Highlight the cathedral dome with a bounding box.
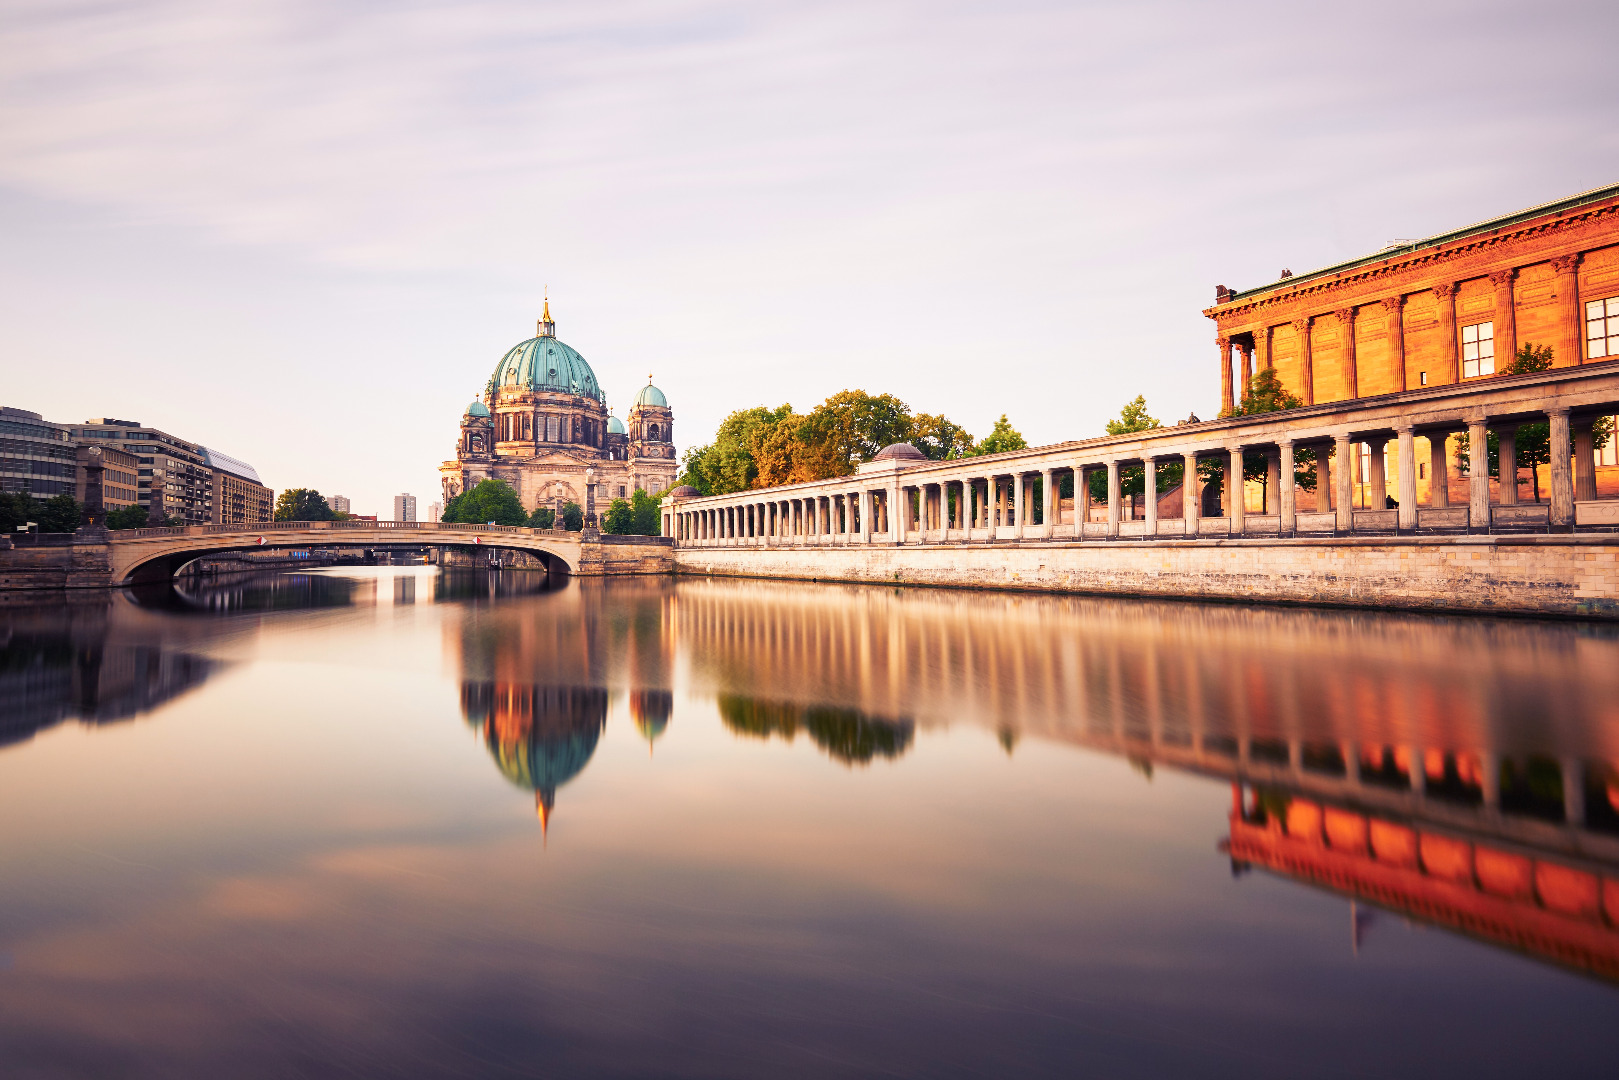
[465,400,490,418]
[491,336,605,402]
[634,381,668,408]
[607,414,626,435]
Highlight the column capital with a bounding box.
[1545,404,1570,417]
[1226,443,1246,453]
[1431,281,1457,299]
[1291,317,1310,332]
[1334,307,1354,323]
[1488,268,1517,287]
[1216,335,1230,349]
[1380,295,1403,313]
[1550,253,1582,274]
[1393,420,1414,434]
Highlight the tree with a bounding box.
[441,479,527,526]
[105,505,150,530]
[529,506,556,529]
[273,488,334,522]
[911,412,975,460]
[1233,368,1303,415]
[601,497,634,534]
[36,494,81,534]
[969,415,1027,456]
[0,492,28,532]
[811,390,914,465]
[560,501,584,531]
[630,488,662,535]
[1505,341,1554,375]
[1106,395,1160,435]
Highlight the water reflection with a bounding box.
[0,595,216,748]
[675,579,1619,984]
[162,572,358,612]
[461,683,607,829]
[718,696,914,765]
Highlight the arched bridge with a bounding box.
[109,521,583,585]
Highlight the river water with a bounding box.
[1,567,1616,1077]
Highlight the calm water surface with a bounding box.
[2,567,1617,1077]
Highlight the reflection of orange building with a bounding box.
[1226,783,1619,982]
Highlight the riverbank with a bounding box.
[673,534,1619,619]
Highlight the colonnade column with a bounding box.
[1430,433,1450,508]
[1367,438,1386,510]
[1139,457,1156,537]
[1491,269,1518,367]
[1396,424,1417,531]
[1264,449,1280,515]
[1315,448,1331,514]
[1333,434,1353,531]
[1383,296,1406,391]
[1228,446,1245,534]
[1040,468,1053,537]
[1548,407,1573,527]
[1277,440,1295,534]
[1551,254,1582,365]
[892,481,906,543]
[1013,473,1025,540]
[1294,318,1315,406]
[1106,460,1121,538]
[1497,427,1517,506]
[1574,421,1598,502]
[859,489,871,542]
[1467,416,1490,530]
[1182,453,1198,537]
[1218,336,1234,416]
[1079,466,1092,532]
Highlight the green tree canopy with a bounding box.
[601,497,634,534]
[528,506,555,529]
[631,488,662,535]
[273,488,334,522]
[1105,396,1160,435]
[35,494,82,533]
[560,501,584,531]
[1233,369,1303,415]
[441,479,527,526]
[105,505,150,530]
[969,414,1027,456]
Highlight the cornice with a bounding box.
[1205,198,1619,329]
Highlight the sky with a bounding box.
[2,0,1616,517]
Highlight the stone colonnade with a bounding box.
[669,361,1619,545]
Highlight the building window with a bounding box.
[649,423,660,441]
[1599,415,1619,467]
[1418,371,1427,386]
[1460,321,1494,377]
[618,486,626,498]
[1587,297,1619,359]
[546,414,559,442]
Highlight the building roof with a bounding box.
[634,380,667,408]
[871,442,928,462]
[607,414,626,435]
[491,334,605,402]
[1224,181,1619,304]
[465,400,491,418]
[199,446,263,484]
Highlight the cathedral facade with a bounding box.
[440,303,677,516]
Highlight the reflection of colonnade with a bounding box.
[674,576,1619,978]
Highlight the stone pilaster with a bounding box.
[1382,296,1405,391]
[1293,318,1314,406]
[1433,283,1458,384]
[1550,253,1582,365]
[1337,307,1358,398]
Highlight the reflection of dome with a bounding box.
[634,381,667,408]
[465,400,490,418]
[607,414,626,435]
[872,442,926,462]
[461,683,608,831]
[629,689,673,751]
[667,485,699,499]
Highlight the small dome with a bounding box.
[607,414,626,435]
[634,382,668,408]
[667,485,699,499]
[465,400,490,418]
[872,442,927,462]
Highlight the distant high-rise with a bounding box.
[427,501,442,523]
[330,495,351,515]
[394,493,417,522]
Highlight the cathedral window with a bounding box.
[546,414,559,442]
[649,423,660,441]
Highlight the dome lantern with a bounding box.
[536,294,555,338]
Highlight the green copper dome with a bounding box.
[465,400,490,418]
[634,382,667,408]
[607,414,626,435]
[491,335,605,402]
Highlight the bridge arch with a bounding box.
[108,523,582,586]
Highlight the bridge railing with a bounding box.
[120,521,577,540]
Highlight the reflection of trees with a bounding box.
[461,683,607,827]
[718,695,913,766]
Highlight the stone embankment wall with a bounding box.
[577,535,675,576]
[674,536,1619,618]
[0,537,111,590]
